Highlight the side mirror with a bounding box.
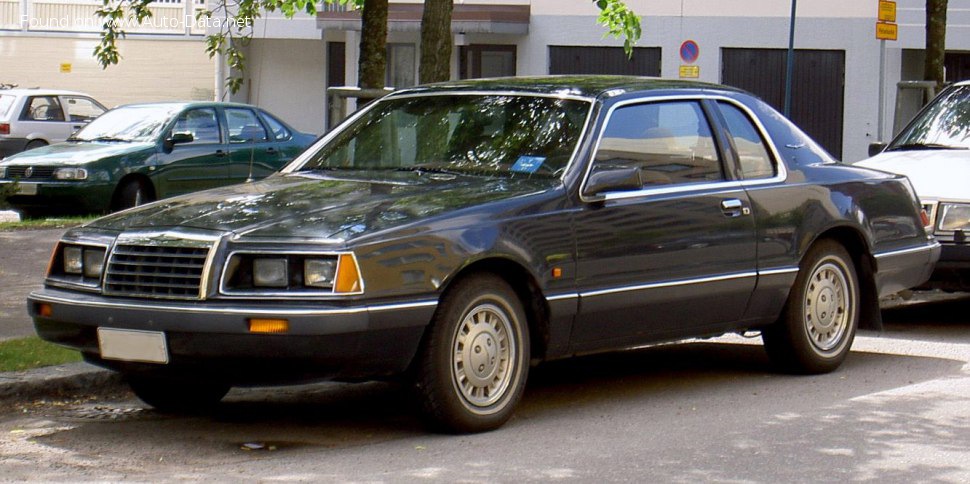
[163,132,194,153]
[583,165,643,199]
[868,141,888,157]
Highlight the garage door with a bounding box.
[722,48,845,159]
[549,46,661,76]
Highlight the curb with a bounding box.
[0,362,125,404]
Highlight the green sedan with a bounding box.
[0,102,315,217]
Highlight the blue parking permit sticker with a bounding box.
[511,155,545,174]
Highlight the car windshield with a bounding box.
[71,105,181,142]
[889,85,970,151]
[296,94,591,178]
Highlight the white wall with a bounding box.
[247,38,328,135]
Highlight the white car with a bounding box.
[0,89,107,159]
[856,80,970,290]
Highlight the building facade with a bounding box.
[228,0,970,162]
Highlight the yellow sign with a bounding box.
[878,0,897,22]
[679,65,700,79]
[59,63,71,73]
[876,21,898,41]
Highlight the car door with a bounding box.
[18,95,74,144]
[224,107,283,184]
[154,107,230,197]
[59,95,107,136]
[570,97,758,350]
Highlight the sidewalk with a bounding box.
[0,362,124,404]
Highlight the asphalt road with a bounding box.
[0,228,65,341]
[0,298,968,482]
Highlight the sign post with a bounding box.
[876,0,897,142]
[679,40,700,79]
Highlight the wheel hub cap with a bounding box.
[452,303,514,409]
[805,262,849,352]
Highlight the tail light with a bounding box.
[0,123,9,135]
[920,209,932,230]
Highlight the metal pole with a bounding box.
[878,39,887,142]
[784,0,797,117]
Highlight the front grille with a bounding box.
[104,244,211,299]
[5,166,55,180]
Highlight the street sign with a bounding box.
[878,0,896,22]
[679,65,700,79]
[876,21,898,41]
[679,40,699,64]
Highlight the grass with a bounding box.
[0,215,98,231]
[0,336,82,372]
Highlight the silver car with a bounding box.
[0,88,107,158]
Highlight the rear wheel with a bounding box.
[128,376,229,414]
[24,140,47,151]
[413,274,530,433]
[763,240,859,374]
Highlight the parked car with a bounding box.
[856,80,970,291]
[0,102,315,217]
[30,77,939,433]
[0,88,107,158]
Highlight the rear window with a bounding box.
[0,95,15,119]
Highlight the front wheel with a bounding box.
[763,240,859,374]
[128,376,230,414]
[413,274,530,433]
[113,180,152,211]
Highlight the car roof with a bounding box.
[392,75,747,100]
[114,101,264,110]
[0,88,94,97]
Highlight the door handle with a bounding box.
[720,199,750,217]
[265,147,277,154]
[214,149,227,157]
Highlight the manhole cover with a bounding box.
[65,404,149,422]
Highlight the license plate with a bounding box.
[15,183,37,195]
[97,328,169,364]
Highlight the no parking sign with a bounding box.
[679,40,700,78]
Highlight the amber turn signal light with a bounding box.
[334,253,363,293]
[36,303,53,318]
[248,318,289,334]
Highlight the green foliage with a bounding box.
[0,337,81,373]
[594,0,642,57]
[0,179,18,210]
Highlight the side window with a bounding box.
[23,96,65,122]
[63,96,106,123]
[171,108,221,144]
[260,111,291,141]
[718,102,775,179]
[595,101,722,186]
[226,108,269,143]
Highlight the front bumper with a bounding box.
[0,180,115,214]
[920,239,970,290]
[29,288,437,384]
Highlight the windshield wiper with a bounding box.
[83,136,131,143]
[888,142,969,151]
[397,164,468,177]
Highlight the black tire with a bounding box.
[128,376,230,414]
[413,274,530,433]
[762,240,859,374]
[24,140,47,151]
[114,180,152,211]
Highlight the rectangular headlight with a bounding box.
[939,203,970,232]
[83,248,105,278]
[53,167,88,180]
[63,246,83,274]
[253,258,288,287]
[0,166,6,178]
[304,259,337,288]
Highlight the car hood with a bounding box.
[0,141,154,165]
[856,149,970,201]
[87,172,557,241]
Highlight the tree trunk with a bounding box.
[419,0,454,83]
[358,0,388,91]
[924,0,948,88]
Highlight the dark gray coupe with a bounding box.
[30,77,939,433]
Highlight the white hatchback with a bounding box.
[856,80,970,290]
[0,89,107,159]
